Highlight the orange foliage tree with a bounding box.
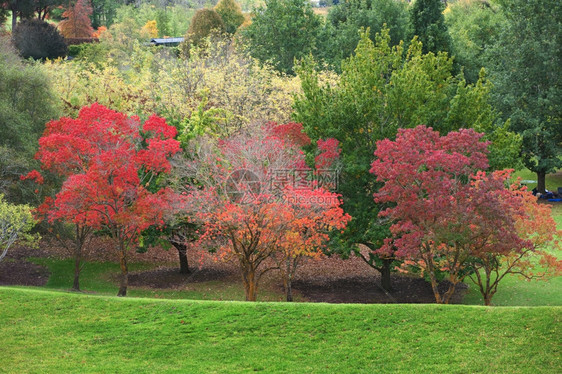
[184,124,349,301]
[59,0,94,38]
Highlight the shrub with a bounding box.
[12,19,67,60]
[68,44,86,57]
[0,36,59,204]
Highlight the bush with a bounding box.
[12,19,67,60]
[68,44,86,57]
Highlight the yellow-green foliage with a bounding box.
[155,37,300,132]
[141,20,158,39]
[42,37,300,132]
[43,58,155,118]
[215,0,245,34]
[113,3,194,37]
[0,195,38,261]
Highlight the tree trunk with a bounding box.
[172,242,190,274]
[72,255,81,291]
[11,9,17,31]
[117,250,128,297]
[285,277,293,302]
[429,276,443,304]
[442,283,457,304]
[380,259,392,292]
[244,270,257,301]
[484,293,492,306]
[71,231,83,292]
[537,171,546,194]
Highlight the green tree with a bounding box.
[0,37,59,203]
[1,0,34,30]
[408,0,452,55]
[487,0,562,193]
[155,7,170,37]
[34,0,66,21]
[444,0,506,84]
[320,0,409,70]
[0,6,7,26]
[294,29,519,291]
[215,0,244,34]
[241,0,322,74]
[91,0,124,28]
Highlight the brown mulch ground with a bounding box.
[128,267,238,289]
[0,240,467,304]
[0,246,51,286]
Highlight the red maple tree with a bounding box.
[28,103,180,296]
[466,172,562,305]
[370,125,561,304]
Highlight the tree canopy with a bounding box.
[29,104,180,296]
[241,0,322,74]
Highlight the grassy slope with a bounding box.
[0,287,560,373]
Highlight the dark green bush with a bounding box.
[12,19,67,60]
[68,44,86,57]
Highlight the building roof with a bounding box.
[150,38,184,45]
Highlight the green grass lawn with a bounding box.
[513,169,562,192]
[0,287,560,373]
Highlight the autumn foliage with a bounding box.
[59,0,94,38]
[184,124,349,301]
[371,126,561,304]
[467,174,562,305]
[27,104,180,296]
